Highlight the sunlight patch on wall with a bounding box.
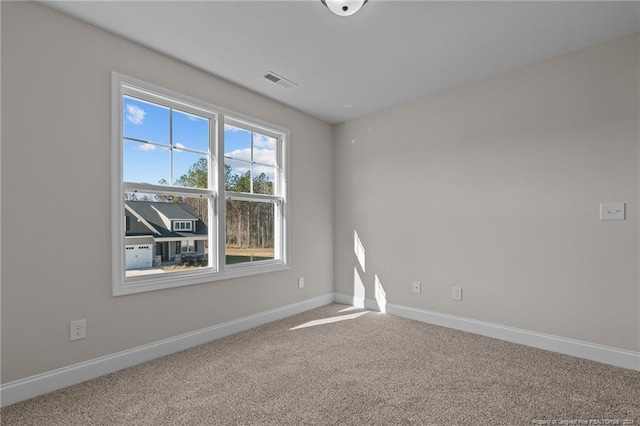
[354,230,365,272]
[353,267,365,308]
[374,274,387,313]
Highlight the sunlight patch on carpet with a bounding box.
[289,311,369,330]
[339,306,365,313]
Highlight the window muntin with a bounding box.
[123,192,212,278]
[113,73,289,295]
[173,221,193,231]
[124,96,170,145]
[123,94,211,189]
[253,166,276,195]
[224,123,279,196]
[123,139,171,185]
[172,109,210,153]
[223,118,283,268]
[180,240,195,253]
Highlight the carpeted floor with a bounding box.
[1,303,639,425]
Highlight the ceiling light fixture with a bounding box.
[321,0,368,17]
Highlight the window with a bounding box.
[224,120,282,265]
[112,73,289,295]
[173,221,193,232]
[180,240,195,253]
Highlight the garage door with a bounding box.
[125,244,152,269]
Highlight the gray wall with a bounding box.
[334,33,639,351]
[1,2,333,383]
[2,1,638,387]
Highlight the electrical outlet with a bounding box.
[452,287,462,301]
[298,277,304,289]
[70,319,86,341]
[600,202,625,220]
[412,281,421,294]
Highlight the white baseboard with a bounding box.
[333,294,639,371]
[333,293,380,311]
[3,293,637,407]
[0,294,334,407]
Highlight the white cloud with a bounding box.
[226,148,251,162]
[138,143,156,151]
[226,163,274,180]
[254,164,275,179]
[126,104,146,124]
[175,142,186,150]
[253,134,275,149]
[226,147,276,166]
[231,165,250,175]
[254,148,276,165]
[224,124,244,133]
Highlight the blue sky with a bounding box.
[123,96,277,189]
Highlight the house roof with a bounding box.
[125,201,208,238]
[151,202,198,220]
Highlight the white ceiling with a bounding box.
[44,1,640,124]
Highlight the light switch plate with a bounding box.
[600,202,625,221]
[452,286,462,301]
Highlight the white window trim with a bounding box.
[180,240,196,253]
[111,72,290,296]
[173,220,193,232]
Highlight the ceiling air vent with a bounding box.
[262,71,298,89]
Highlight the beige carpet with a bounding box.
[2,303,639,425]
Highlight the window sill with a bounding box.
[113,261,290,296]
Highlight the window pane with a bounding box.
[173,150,208,188]
[124,193,211,277]
[123,96,170,145]
[172,109,209,153]
[225,200,275,265]
[224,124,251,160]
[253,132,277,166]
[123,140,170,185]
[225,159,251,192]
[180,240,195,253]
[253,165,276,195]
[117,76,289,295]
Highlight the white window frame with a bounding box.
[180,240,195,253]
[223,117,285,270]
[111,72,290,296]
[173,221,193,232]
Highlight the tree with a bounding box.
[225,170,274,250]
[154,157,209,223]
[175,157,207,189]
[163,158,275,251]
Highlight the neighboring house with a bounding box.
[125,201,208,270]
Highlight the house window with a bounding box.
[112,73,289,295]
[173,221,193,232]
[180,240,195,253]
